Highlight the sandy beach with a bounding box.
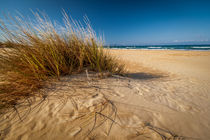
[1,49,210,140]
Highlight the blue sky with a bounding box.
[1,0,210,45]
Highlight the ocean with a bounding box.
[107,45,210,51]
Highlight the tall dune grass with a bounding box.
[0,11,124,108]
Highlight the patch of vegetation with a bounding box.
[0,11,124,108]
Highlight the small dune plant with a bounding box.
[0,11,124,108]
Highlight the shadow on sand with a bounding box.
[126,72,166,80]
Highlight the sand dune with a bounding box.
[1,50,210,140]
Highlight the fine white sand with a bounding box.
[1,50,210,140]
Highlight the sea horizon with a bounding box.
[106,44,210,50]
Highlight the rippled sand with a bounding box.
[1,50,210,140]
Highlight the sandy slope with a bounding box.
[1,50,210,140]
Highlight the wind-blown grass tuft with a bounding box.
[0,11,124,108]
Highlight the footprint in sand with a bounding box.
[17,133,28,140]
[58,101,79,121]
[31,119,47,131]
[69,127,82,137]
[134,87,143,95]
[112,90,125,97]
[79,93,105,109]
[119,114,144,128]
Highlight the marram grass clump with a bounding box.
[0,11,124,108]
